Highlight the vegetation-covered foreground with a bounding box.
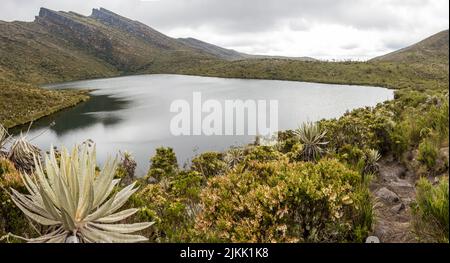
[0,7,448,242]
[1,79,448,242]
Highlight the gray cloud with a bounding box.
[0,0,448,59]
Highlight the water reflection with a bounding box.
[12,94,130,136]
[11,74,393,175]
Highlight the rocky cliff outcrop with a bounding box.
[36,8,114,65]
[91,8,178,50]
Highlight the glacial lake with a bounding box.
[13,74,393,175]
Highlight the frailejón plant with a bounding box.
[294,122,329,162]
[10,144,153,243]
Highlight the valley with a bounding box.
[0,7,448,244]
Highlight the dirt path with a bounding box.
[370,157,417,243]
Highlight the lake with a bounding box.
[13,74,393,175]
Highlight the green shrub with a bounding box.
[194,159,372,242]
[417,137,439,172]
[244,145,286,164]
[335,144,365,167]
[128,170,203,243]
[277,130,297,153]
[412,177,449,243]
[191,152,227,178]
[147,147,178,181]
[171,170,203,202]
[389,121,411,159]
[319,106,394,154]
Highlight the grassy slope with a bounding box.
[372,29,449,63]
[171,30,448,91]
[0,21,119,84]
[0,78,89,128]
[174,59,447,90]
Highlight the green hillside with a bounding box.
[0,7,448,129]
[0,78,88,128]
[371,30,449,63]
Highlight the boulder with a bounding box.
[375,187,400,204]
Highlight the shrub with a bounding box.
[147,147,178,181]
[194,159,372,242]
[417,137,439,172]
[277,130,297,153]
[171,170,203,202]
[244,145,286,164]
[319,106,395,154]
[335,144,365,167]
[389,121,411,159]
[412,177,449,243]
[191,152,227,178]
[0,158,33,242]
[129,171,203,242]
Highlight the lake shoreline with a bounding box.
[14,74,394,172]
[6,72,395,130]
[5,89,90,130]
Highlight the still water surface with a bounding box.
[14,74,393,175]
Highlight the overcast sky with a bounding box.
[1,0,448,60]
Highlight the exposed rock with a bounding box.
[375,187,400,204]
[390,179,414,189]
[91,8,178,50]
[390,203,406,214]
[379,164,406,180]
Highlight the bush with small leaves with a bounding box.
[244,145,286,164]
[128,170,203,243]
[147,147,178,181]
[194,158,372,243]
[417,137,439,173]
[0,158,34,241]
[191,152,226,178]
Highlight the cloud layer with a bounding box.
[1,0,448,59]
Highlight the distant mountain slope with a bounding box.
[0,7,318,85]
[371,29,449,63]
[179,37,317,61]
[0,18,119,84]
[0,7,217,84]
[178,37,247,61]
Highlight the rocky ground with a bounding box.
[370,147,449,243]
[370,157,417,243]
